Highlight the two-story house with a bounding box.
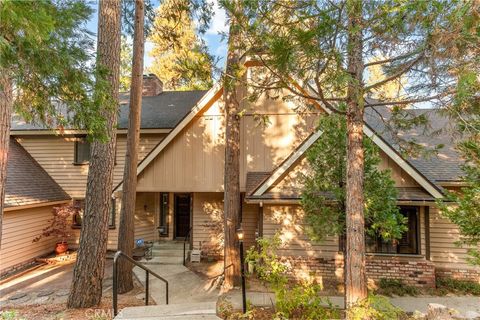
[2,66,478,287]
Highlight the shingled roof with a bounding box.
[5,138,70,208]
[365,107,464,183]
[246,107,462,202]
[11,90,207,131]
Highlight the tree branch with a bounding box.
[365,53,424,91]
[365,91,454,107]
[364,50,422,68]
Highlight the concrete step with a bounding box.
[115,301,220,319]
[140,256,184,265]
[152,249,185,257]
[153,243,185,251]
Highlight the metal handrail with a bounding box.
[113,251,169,316]
[183,227,193,266]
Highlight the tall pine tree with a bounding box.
[148,0,213,90]
[117,0,145,294]
[231,0,477,310]
[67,0,121,308]
[0,0,103,247]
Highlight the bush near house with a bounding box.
[435,278,480,296]
[375,279,419,297]
[245,235,411,319]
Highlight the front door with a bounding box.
[174,193,191,238]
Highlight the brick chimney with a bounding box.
[142,74,163,96]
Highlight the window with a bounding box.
[74,138,90,164]
[366,206,420,254]
[72,198,116,229]
[158,193,169,237]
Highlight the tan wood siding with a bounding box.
[16,134,164,199]
[192,193,224,255]
[420,207,426,256]
[263,205,339,258]
[191,192,258,255]
[379,151,420,187]
[136,95,318,193]
[68,193,157,250]
[263,204,428,259]
[268,149,421,197]
[242,202,259,250]
[429,206,480,270]
[68,200,120,250]
[0,205,59,274]
[134,193,157,242]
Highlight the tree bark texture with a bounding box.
[117,0,145,294]
[67,0,121,308]
[223,4,242,290]
[345,0,368,310]
[0,73,13,249]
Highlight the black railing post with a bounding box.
[183,227,193,266]
[183,241,186,266]
[112,250,169,315]
[166,281,169,305]
[113,251,121,317]
[240,241,247,313]
[145,271,149,306]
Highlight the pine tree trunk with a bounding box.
[0,73,13,249]
[223,3,242,290]
[117,0,145,294]
[67,0,121,308]
[345,0,367,310]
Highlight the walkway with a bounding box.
[115,244,222,319]
[223,290,480,318]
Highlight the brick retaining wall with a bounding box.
[282,255,436,288]
[435,267,480,282]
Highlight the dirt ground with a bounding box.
[1,288,147,320]
[0,255,152,320]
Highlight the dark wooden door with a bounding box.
[175,194,191,238]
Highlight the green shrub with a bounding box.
[274,282,339,319]
[436,278,480,295]
[0,310,24,320]
[347,295,407,320]
[376,278,419,296]
[246,235,339,319]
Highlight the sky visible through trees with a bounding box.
[86,0,227,72]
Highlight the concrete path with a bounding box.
[132,264,220,305]
[223,290,480,317]
[115,264,221,319]
[115,301,219,320]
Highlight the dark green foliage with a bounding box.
[225,0,478,156]
[0,0,111,140]
[376,279,419,297]
[301,113,406,242]
[436,278,480,296]
[245,235,340,320]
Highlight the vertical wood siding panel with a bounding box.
[263,205,338,258]
[17,134,164,199]
[429,206,479,270]
[136,96,318,192]
[0,206,59,273]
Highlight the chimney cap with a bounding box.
[143,73,157,78]
[142,74,163,96]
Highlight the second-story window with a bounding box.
[74,137,90,164]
